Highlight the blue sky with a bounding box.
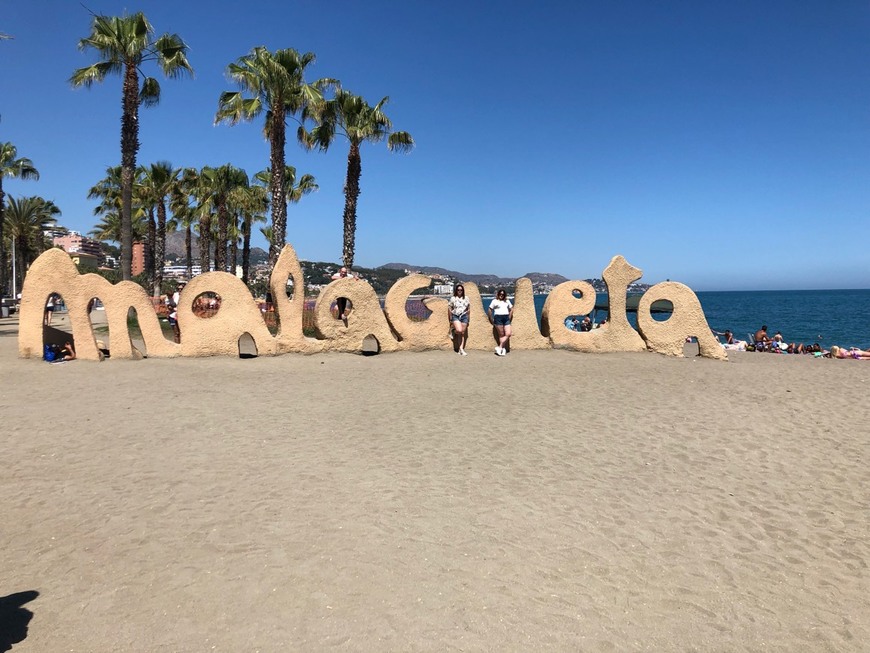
[3,1,869,291]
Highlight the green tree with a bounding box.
[253,164,317,266]
[302,90,413,268]
[139,161,180,295]
[199,164,249,273]
[4,196,59,295]
[233,183,268,284]
[70,11,192,281]
[215,46,330,268]
[0,142,39,295]
[88,166,146,244]
[170,167,200,279]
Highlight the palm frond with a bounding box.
[388,131,415,153]
[139,76,161,107]
[69,61,120,88]
[152,33,193,78]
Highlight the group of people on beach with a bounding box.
[714,325,870,359]
[565,315,594,331]
[448,285,514,356]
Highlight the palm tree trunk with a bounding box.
[242,217,251,285]
[155,199,167,295]
[268,104,287,270]
[185,224,192,279]
[215,200,228,272]
[342,142,362,269]
[199,216,211,275]
[0,184,6,295]
[15,235,26,296]
[120,61,140,281]
[147,207,156,293]
[230,233,238,275]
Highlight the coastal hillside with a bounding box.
[378,262,570,287]
[163,230,269,264]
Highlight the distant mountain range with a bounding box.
[164,231,269,263]
[161,234,610,288]
[378,263,570,287]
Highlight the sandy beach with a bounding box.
[1,313,868,652]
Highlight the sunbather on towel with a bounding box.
[827,346,870,359]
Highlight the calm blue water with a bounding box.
[506,290,870,350]
[694,290,870,350]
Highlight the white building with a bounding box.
[163,264,203,279]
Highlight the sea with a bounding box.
[515,290,869,350]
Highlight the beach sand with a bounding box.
[1,314,868,651]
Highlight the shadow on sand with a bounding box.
[0,590,38,652]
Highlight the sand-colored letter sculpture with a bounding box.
[18,244,726,361]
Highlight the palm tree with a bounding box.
[302,90,413,268]
[70,12,192,281]
[193,195,213,276]
[253,164,317,251]
[171,167,200,278]
[135,174,158,287]
[88,166,147,244]
[215,46,331,268]
[139,161,180,294]
[238,182,269,284]
[4,196,59,295]
[185,167,221,275]
[198,164,249,273]
[0,142,39,295]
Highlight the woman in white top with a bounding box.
[447,284,470,356]
[487,288,513,356]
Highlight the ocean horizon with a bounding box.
[512,289,869,350]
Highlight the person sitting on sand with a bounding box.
[754,325,772,351]
[714,329,748,351]
[713,329,735,344]
[447,284,470,356]
[60,341,76,361]
[770,331,793,352]
[827,345,870,359]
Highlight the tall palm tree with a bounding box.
[215,46,331,268]
[198,164,249,273]
[0,142,39,295]
[171,167,200,278]
[139,161,180,294]
[186,167,221,276]
[4,196,59,295]
[254,165,318,209]
[193,195,213,276]
[302,90,413,268]
[135,177,157,287]
[238,182,269,284]
[70,11,192,281]
[251,163,317,276]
